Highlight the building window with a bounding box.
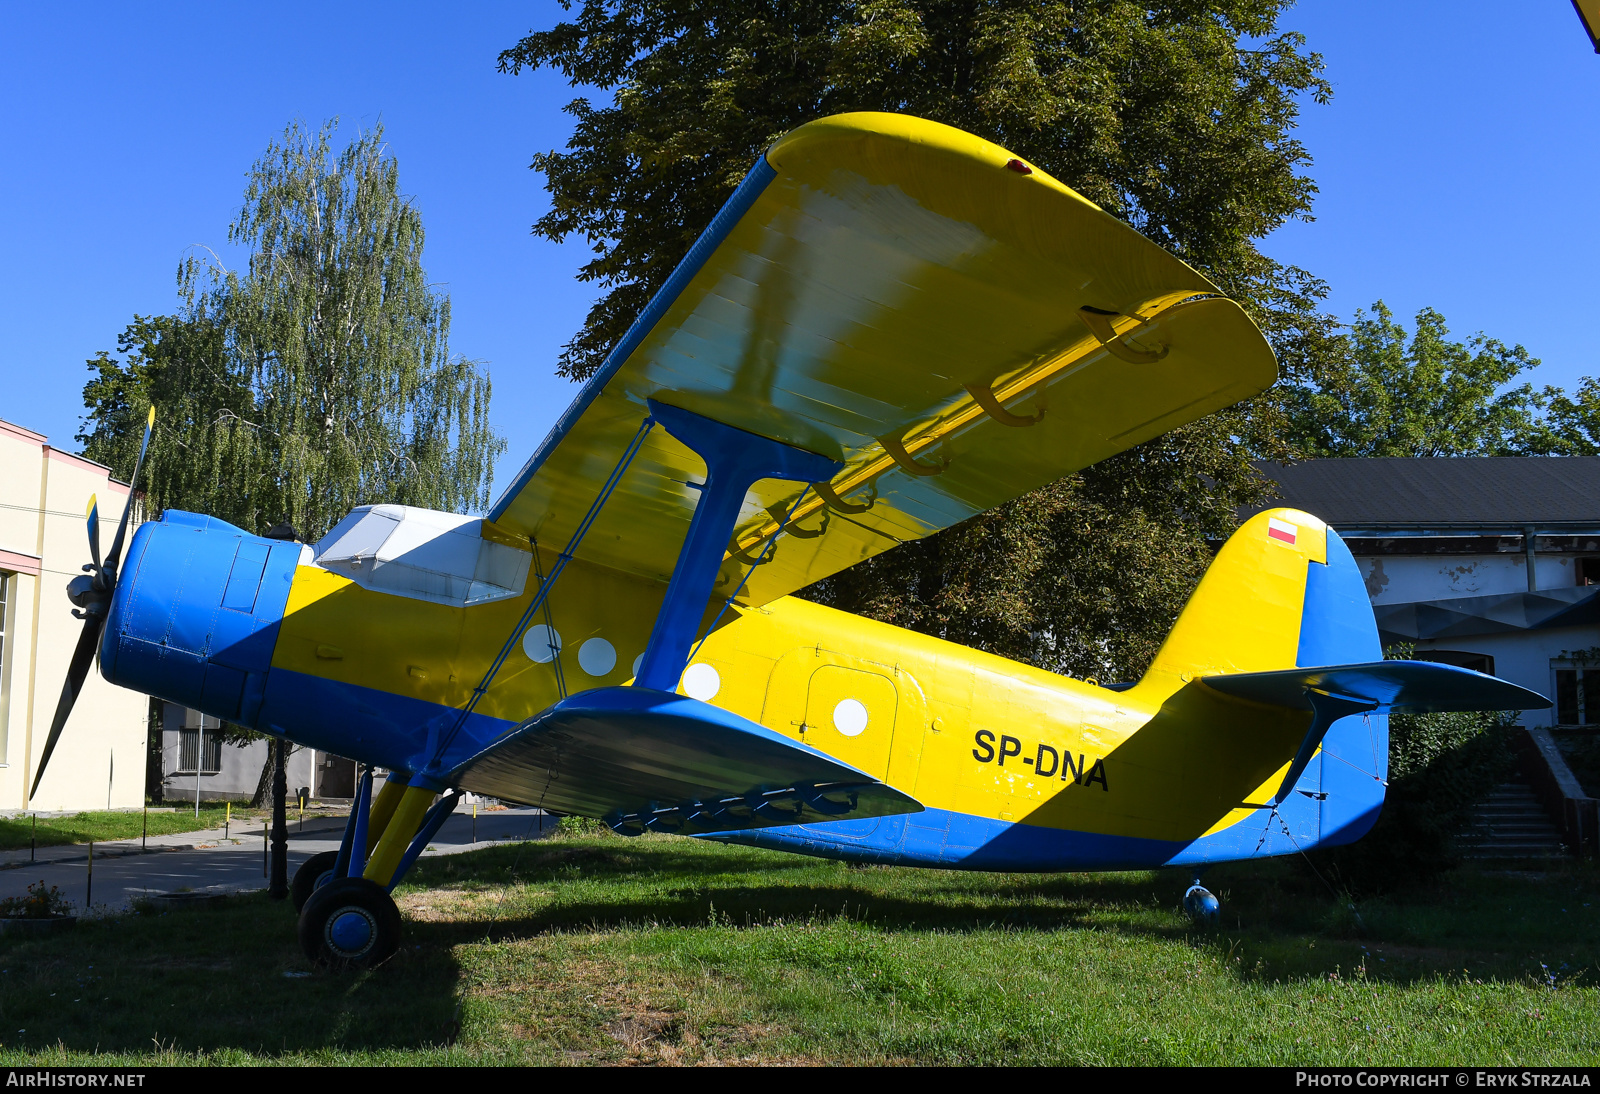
[176,726,222,775]
[1416,649,1495,677]
[1554,664,1598,726]
[1579,558,1600,587]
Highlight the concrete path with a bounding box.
[0,805,556,915]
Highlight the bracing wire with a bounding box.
[682,486,815,668]
[433,414,656,763]
[529,542,567,700]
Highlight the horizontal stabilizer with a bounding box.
[1203,660,1551,714]
[450,687,923,835]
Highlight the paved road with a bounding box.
[0,806,556,915]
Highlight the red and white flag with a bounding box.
[1267,517,1298,546]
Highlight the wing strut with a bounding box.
[1271,690,1376,807]
[634,400,840,691]
[427,414,658,773]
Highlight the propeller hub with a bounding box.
[66,573,110,619]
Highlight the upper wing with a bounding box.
[489,112,1278,605]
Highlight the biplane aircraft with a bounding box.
[47,113,1547,967]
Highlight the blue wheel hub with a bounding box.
[329,909,375,954]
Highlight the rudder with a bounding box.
[1139,508,1390,857]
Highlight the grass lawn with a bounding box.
[0,803,265,852]
[0,830,1595,1065]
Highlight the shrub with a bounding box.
[555,813,610,836]
[1307,709,1515,896]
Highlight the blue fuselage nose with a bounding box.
[103,512,302,727]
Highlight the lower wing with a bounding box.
[450,686,923,835]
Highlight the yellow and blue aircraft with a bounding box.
[47,113,1547,968]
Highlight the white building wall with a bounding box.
[155,704,334,803]
[0,419,148,812]
[1414,625,1596,729]
[1360,553,1578,605]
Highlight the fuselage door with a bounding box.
[804,665,898,782]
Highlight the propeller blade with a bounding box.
[30,614,107,800]
[85,494,102,572]
[104,406,154,576]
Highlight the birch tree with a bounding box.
[81,120,503,542]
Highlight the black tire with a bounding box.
[291,850,341,912]
[298,876,402,970]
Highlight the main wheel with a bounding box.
[298,876,402,970]
[291,850,341,912]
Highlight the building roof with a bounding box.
[1251,458,1600,529]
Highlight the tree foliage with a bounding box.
[80,121,504,542]
[501,0,1332,383]
[1280,301,1558,458]
[1545,379,1600,456]
[502,0,1338,679]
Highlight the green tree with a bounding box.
[1282,301,1556,457]
[1545,378,1600,455]
[79,120,504,542]
[501,0,1338,678]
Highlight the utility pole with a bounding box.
[269,738,289,899]
[194,720,203,820]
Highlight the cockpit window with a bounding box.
[312,505,531,607]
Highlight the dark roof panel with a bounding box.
[1249,458,1600,527]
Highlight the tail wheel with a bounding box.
[291,850,341,912]
[1183,884,1221,925]
[298,876,402,970]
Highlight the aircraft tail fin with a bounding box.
[1134,507,1388,851]
[1139,507,1377,694]
[1138,508,1548,860]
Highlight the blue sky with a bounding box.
[3,2,1596,503]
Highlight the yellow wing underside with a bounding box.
[489,113,1278,606]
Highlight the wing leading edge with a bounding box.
[489,112,1278,607]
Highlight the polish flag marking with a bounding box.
[1267,517,1298,546]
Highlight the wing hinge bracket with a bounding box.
[878,429,949,476]
[963,380,1045,427]
[1079,305,1169,365]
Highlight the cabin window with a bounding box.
[313,504,532,608]
[1578,558,1600,587]
[1553,665,1597,726]
[1415,649,1494,676]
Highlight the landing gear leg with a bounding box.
[1183,872,1220,925]
[296,777,462,970]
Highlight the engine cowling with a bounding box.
[102,511,301,727]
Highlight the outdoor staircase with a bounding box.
[1459,779,1567,860]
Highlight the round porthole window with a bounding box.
[522,624,562,664]
[833,698,868,737]
[578,637,616,677]
[682,662,721,701]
